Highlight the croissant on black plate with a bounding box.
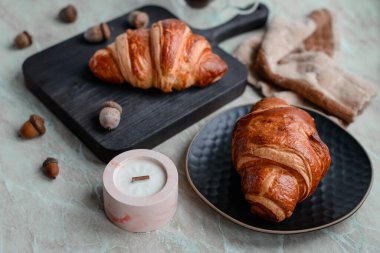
[232,98,331,222]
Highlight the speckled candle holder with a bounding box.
[103,149,178,232]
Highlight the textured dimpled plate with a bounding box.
[186,104,372,234]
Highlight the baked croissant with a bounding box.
[89,19,228,92]
[232,98,331,222]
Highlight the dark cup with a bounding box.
[185,0,214,9]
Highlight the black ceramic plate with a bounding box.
[186,104,373,234]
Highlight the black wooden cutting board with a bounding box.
[23,4,268,162]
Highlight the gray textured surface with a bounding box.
[0,0,379,252]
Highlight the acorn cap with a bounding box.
[43,157,58,167]
[29,114,46,134]
[101,101,122,114]
[23,31,32,44]
[100,23,111,41]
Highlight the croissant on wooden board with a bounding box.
[89,19,228,93]
[232,98,331,222]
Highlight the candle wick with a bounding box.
[131,175,150,182]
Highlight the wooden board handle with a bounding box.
[201,3,269,44]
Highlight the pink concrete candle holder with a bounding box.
[103,149,178,232]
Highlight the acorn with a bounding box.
[99,101,122,130]
[58,4,77,23]
[128,11,149,29]
[14,31,33,49]
[84,23,111,43]
[42,158,59,179]
[19,114,46,139]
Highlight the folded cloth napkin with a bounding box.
[234,9,377,124]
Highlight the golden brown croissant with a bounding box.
[232,98,331,222]
[89,19,228,92]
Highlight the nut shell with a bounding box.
[128,11,149,29]
[19,114,45,139]
[84,23,111,43]
[99,101,122,130]
[42,157,59,179]
[19,121,39,139]
[84,26,102,43]
[14,31,32,49]
[59,5,77,23]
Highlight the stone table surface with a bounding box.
[0,0,379,252]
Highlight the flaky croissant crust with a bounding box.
[232,98,331,222]
[89,19,228,92]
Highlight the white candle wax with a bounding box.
[114,158,167,197]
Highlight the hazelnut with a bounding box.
[42,158,59,179]
[58,4,77,23]
[128,11,149,29]
[19,114,46,139]
[14,31,32,49]
[99,101,122,130]
[84,23,111,43]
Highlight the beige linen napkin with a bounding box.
[234,9,376,123]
